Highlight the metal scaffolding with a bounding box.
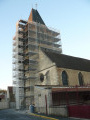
[13,19,62,109]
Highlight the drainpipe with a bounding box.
[45,95,47,115]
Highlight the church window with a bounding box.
[40,73,44,82]
[78,72,84,86]
[62,71,68,86]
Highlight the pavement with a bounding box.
[28,111,90,120]
[0,109,49,120]
[0,109,89,120]
[28,113,88,120]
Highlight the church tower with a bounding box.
[13,8,62,109]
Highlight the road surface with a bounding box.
[0,109,48,120]
[0,109,85,120]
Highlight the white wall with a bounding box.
[34,86,68,117]
[34,87,52,108]
[35,106,68,117]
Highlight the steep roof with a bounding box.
[28,8,45,25]
[43,50,90,72]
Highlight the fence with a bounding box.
[68,105,90,119]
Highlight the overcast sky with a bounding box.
[0,0,90,89]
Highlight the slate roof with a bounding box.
[28,8,45,25]
[43,50,90,72]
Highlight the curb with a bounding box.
[29,113,59,120]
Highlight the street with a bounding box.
[0,109,85,120]
[0,109,48,120]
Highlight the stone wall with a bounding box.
[34,86,68,117]
[37,50,59,85]
[34,87,52,108]
[49,106,68,117]
[57,68,90,86]
[35,106,68,117]
[0,102,9,109]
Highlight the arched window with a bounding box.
[62,71,68,86]
[78,72,84,86]
[40,73,44,82]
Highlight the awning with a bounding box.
[52,87,90,93]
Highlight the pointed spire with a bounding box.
[28,8,33,22]
[28,8,45,25]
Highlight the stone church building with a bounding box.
[13,8,90,119]
[37,49,90,86]
[34,49,90,118]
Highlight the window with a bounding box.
[78,72,84,86]
[40,73,44,82]
[62,71,68,86]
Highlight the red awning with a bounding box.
[52,87,90,93]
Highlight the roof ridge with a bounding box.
[42,49,90,72]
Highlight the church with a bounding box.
[13,8,90,119]
[34,49,90,118]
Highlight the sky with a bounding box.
[0,0,90,89]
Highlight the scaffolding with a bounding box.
[13,19,62,109]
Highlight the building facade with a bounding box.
[13,8,62,109]
[34,50,90,118]
[37,50,90,86]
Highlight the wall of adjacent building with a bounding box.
[34,86,52,108]
[34,86,68,117]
